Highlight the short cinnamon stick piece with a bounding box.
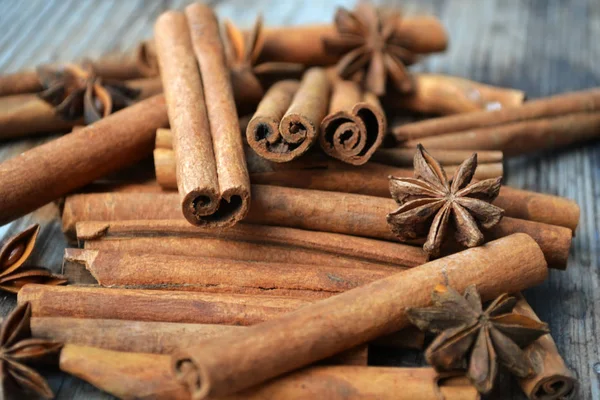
[0,95,168,225]
[514,294,578,400]
[155,8,249,227]
[171,234,547,399]
[319,80,386,165]
[76,220,427,269]
[394,87,600,141]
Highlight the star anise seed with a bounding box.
[322,1,419,96]
[387,144,504,257]
[407,285,550,394]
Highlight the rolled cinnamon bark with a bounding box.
[258,17,448,66]
[155,8,250,227]
[384,73,525,115]
[171,234,547,398]
[0,95,168,225]
[514,294,578,400]
[33,318,368,363]
[0,70,45,97]
[62,248,396,298]
[76,220,427,269]
[393,87,600,141]
[372,148,503,167]
[60,186,573,269]
[319,80,386,165]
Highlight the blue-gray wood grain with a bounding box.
[0,0,598,399]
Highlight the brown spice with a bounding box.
[319,80,386,165]
[170,234,547,399]
[373,148,503,167]
[0,95,168,225]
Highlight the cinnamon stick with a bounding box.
[258,18,448,66]
[61,186,573,269]
[62,248,396,298]
[149,151,579,231]
[372,148,503,167]
[319,80,386,165]
[0,95,168,225]
[155,8,250,227]
[393,87,600,141]
[59,345,473,400]
[514,294,578,400]
[171,234,547,398]
[384,73,525,115]
[32,318,369,363]
[75,220,427,269]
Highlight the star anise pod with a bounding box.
[0,224,67,294]
[0,303,63,399]
[222,16,304,106]
[407,285,550,394]
[387,144,504,257]
[37,63,140,124]
[322,1,419,96]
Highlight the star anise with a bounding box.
[0,224,67,294]
[408,285,550,394]
[37,63,140,124]
[322,1,419,96]
[0,303,63,399]
[387,144,504,257]
[222,16,304,106]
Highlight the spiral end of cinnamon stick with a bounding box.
[530,375,578,400]
[173,358,211,400]
[182,187,249,229]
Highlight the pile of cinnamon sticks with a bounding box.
[0,1,585,400]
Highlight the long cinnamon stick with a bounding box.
[155,8,250,227]
[514,294,578,400]
[61,186,573,269]
[384,73,525,115]
[0,95,168,225]
[62,248,395,298]
[319,80,386,165]
[405,112,600,155]
[75,220,427,269]
[393,87,600,141]
[171,234,547,398]
[372,148,503,167]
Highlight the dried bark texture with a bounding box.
[60,187,573,269]
[76,220,427,270]
[384,73,525,115]
[393,87,600,141]
[62,248,395,298]
[258,18,448,66]
[155,8,250,227]
[514,294,578,400]
[32,317,368,363]
[373,148,503,168]
[407,112,600,156]
[171,234,547,399]
[0,95,168,225]
[319,80,386,165]
[18,285,311,325]
[0,70,43,96]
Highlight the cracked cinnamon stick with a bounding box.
[384,73,525,115]
[319,80,386,165]
[394,87,600,141]
[62,248,396,298]
[0,95,168,225]
[514,294,578,400]
[61,186,573,269]
[151,150,578,231]
[76,220,427,269]
[171,234,547,398]
[155,8,249,227]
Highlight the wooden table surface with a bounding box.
[0,0,598,399]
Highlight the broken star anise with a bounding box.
[222,16,304,106]
[407,285,550,394]
[37,63,140,124]
[387,144,504,258]
[0,224,67,294]
[322,1,419,96]
[0,303,63,399]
